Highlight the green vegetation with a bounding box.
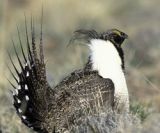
[130,102,150,122]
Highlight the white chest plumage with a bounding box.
[89,39,129,111]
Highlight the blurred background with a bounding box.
[0,0,160,132]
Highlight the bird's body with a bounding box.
[8,19,129,133]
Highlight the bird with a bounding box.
[7,18,129,133]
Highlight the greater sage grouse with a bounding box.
[8,19,129,133]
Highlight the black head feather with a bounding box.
[69,29,100,45]
[100,29,128,47]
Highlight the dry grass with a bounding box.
[70,111,141,133]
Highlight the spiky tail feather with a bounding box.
[7,15,53,133]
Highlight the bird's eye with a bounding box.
[113,35,122,44]
[115,35,121,43]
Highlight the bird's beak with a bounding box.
[119,32,128,46]
[122,33,128,39]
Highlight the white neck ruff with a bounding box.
[89,39,128,96]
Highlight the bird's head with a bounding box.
[71,28,128,47]
[100,29,128,47]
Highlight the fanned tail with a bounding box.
[7,14,53,133]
